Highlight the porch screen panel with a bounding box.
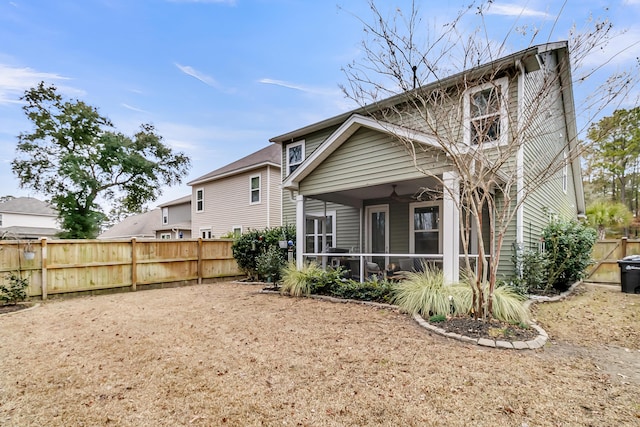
[414,206,439,253]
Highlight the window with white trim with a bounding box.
[200,227,212,239]
[0,213,3,227]
[562,150,568,193]
[250,175,261,204]
[232,226,242,238]
[305,211,336,254]
[286,140,305,175]
[464,78,508,146]
[410,202,441,254]
[162,207,169,224]
[196,188,204,212]
[160,233,171,239]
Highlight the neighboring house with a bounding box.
[0,197,60,239]
[188,144,281,239]
[154,195,192,239]
[98,209,161,240]
[270,42,585,283]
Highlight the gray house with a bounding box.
[270,42,584,283]
[154,195,192,239]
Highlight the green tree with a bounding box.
[12,82,191,239]
[586,201,633,239]
[586,107,640,209]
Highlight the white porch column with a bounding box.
[442,171,460,284]
[295,194,305,269]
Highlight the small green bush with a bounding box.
[542,219,597,291]
[331,278,395,303]
[232,225,295,280]
[429,314,447,323]
[510,249,550,295]
[1,272,29,305]
[256,245,285,282]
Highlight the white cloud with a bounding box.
[121,103,149,114]
[0,64,72,105]
[258,78,341,97]
[175,63,236,94]
[484,3,551,19]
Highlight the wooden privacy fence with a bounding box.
[0,238,241,299]
[585,237,640,284]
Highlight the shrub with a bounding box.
[1,272,29,305]
[280,262,323,297]
[232,225,295,280]
[510,249,550,295]
[490,283,529,324]
[256,245,285,282]
[391,268,468,317]
[542,219,597,291]
[331,278,395,303]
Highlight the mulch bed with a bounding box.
[434,316,539,341]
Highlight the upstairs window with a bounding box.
[162,207,169,225]
[196,188,204,212]
[464,78,508,146]
[287,141,305,175]
[250,175,261,204]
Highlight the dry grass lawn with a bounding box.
[0,282,638,426]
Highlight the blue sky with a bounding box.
[1,0,639,210]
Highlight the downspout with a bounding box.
[516,60,526,262]
[266,166,271,227]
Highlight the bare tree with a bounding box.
[340,1,639,318]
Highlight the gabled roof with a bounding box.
[270,42,568,144]
[188,144,281,187]
[158,195,191,208]
[98,209,161,240]
[0,197,57,217]
[283,114,440,190]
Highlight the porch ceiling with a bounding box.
[306,177,441,207]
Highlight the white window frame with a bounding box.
[200,227,212,239]
[195,188,204,212]
[160,233,172,239]
[250,174,261,205]
[162,207,169,225]
[562,150,568,194]
[232,226,242,238]
[463,77,509,147]
[286,140,305,175]
[305,210,336,254]
[409,201,442,254]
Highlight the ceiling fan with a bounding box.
[388,184,415,202]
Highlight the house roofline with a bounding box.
[283,114,441,190]
[270,42,568,144]
[187,161,280,186]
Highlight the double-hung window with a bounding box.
[305,212,336,254]
[250,175,261,204]
[162,207,169,225]
[287,141,304,175]
[410,202,441,254]
[196,188,204,212]
[464,78,508,146]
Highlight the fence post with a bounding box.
[41,237,47,300]
[197,238,203,285]
[621,236,628,259]
[131,238,137,291]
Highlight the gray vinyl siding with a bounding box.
[301,127,450,195]
[521,51,579,250]
[192,166,281,237]
[167,203,190,224]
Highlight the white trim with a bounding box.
[232,225,242,238]
[442,171,460,284]
[199,227,212,239]
[286,140,305,176]
[365,204,390,267]
[295,195,304,268]
[162,207,169,225]
[409,200,442,254]
[463,77,509,147]
[195,188,204,212]
[160,233,171,240]
[305,210,336,253]
[249,174,261,205]
[562,150,568,194]
[516,61,525,248]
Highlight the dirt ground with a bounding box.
[0,282,638,426]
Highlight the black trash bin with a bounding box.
[617,255,640,294]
